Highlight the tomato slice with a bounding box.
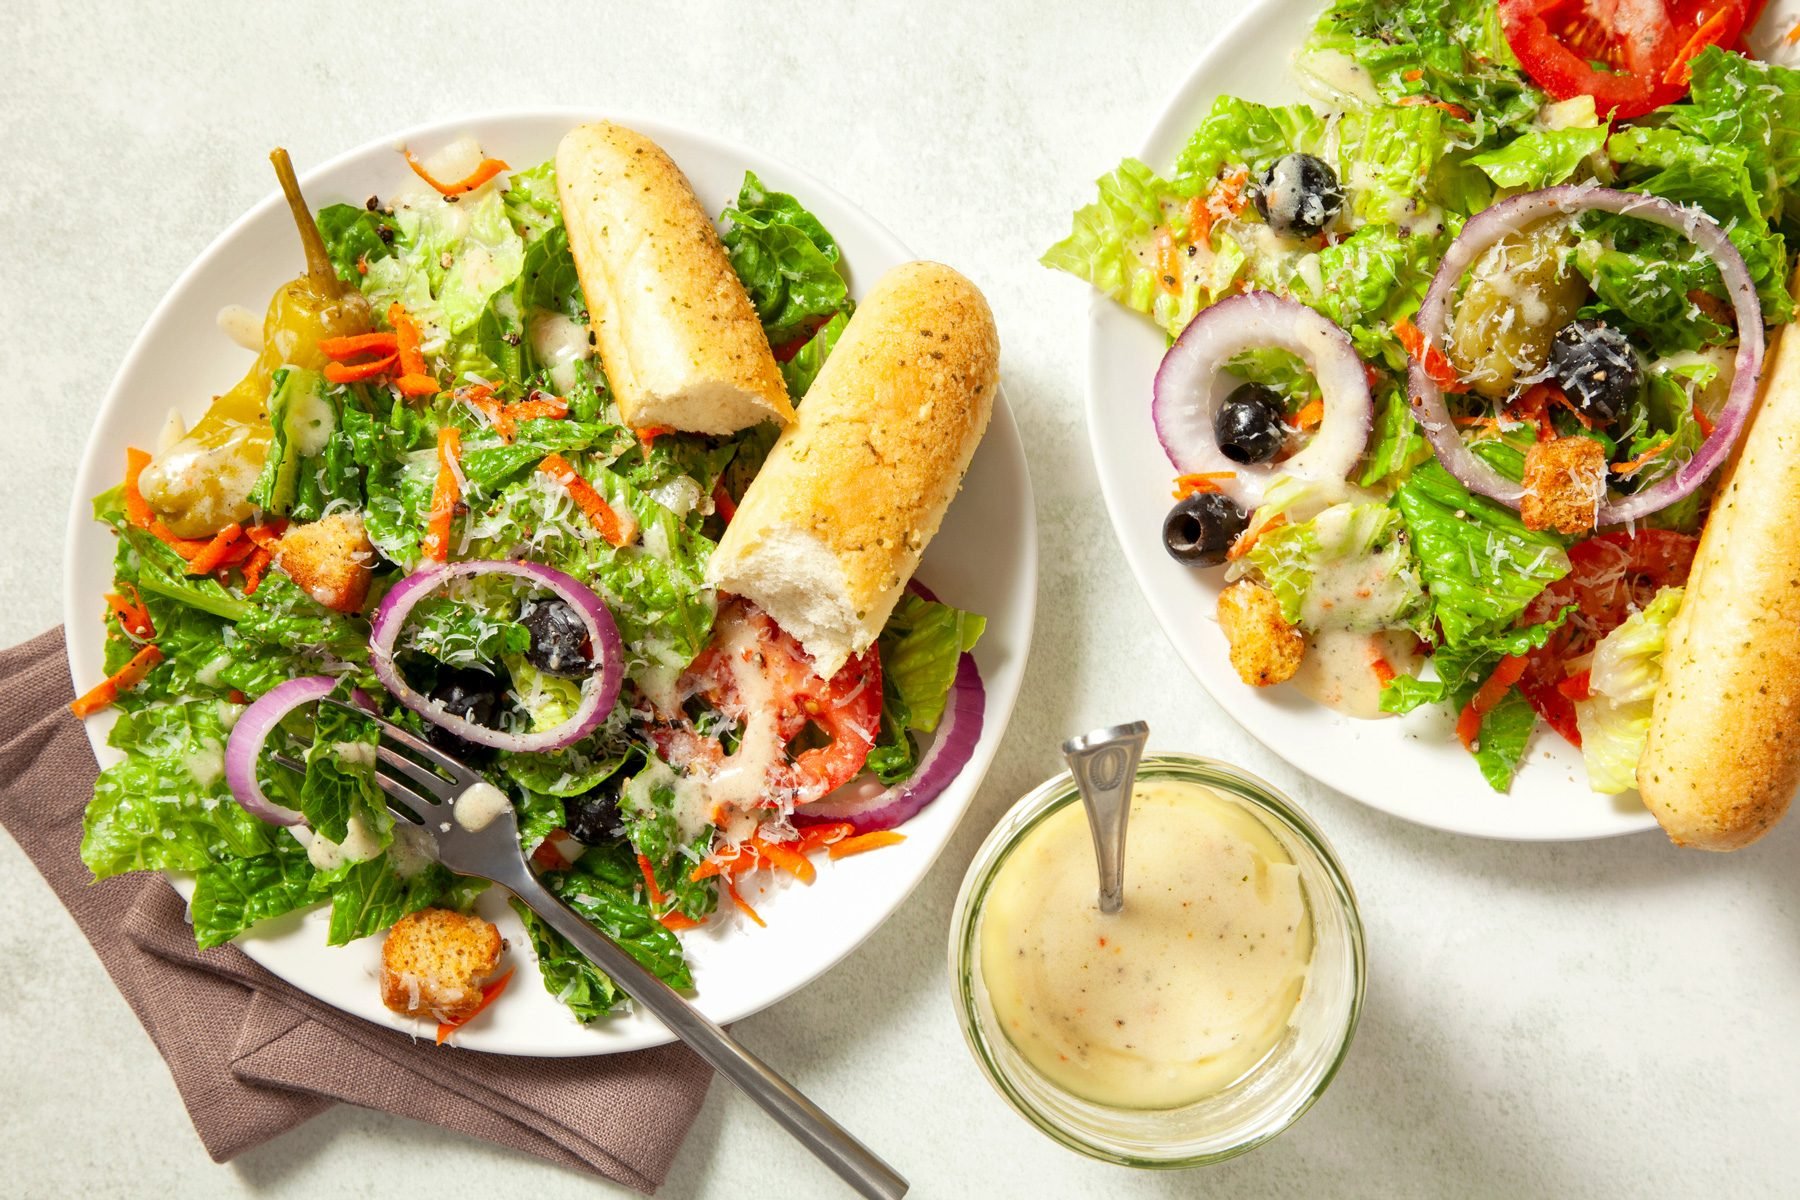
[657,601,882,808]
[1498,0,1754,120]
[1516,528,1697,745]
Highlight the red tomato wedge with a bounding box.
[1498,0,1756,120]
[1516,529,1697,746]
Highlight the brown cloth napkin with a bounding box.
[0,627,711,1193]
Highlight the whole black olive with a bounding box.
[1252,153,1344,239]
[1214,383,1288,464]
[1163,492,1250,568]
[521,599,593,678]
[1549,319,1643,426]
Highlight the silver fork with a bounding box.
[280,697,907,1200]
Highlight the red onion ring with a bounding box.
[369,560,624,752]
[794,653,985,834]
[1153,291,1374,510]
[224,675,374,826]
[1409,185,1766,524]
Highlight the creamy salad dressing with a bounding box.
[979,780,1313,1110]
[1293,629,1422,719]
[216,303,263,351]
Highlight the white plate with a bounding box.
[1083,0,1668,841]
[64,110,1037,1055]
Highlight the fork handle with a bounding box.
[502,870,908,1200]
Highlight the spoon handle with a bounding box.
[1063,722,1150,915]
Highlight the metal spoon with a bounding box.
[1062,722,1149,914]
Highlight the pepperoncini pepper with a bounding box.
[140,149,371,538]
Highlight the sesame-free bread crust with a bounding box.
[1638,279,1800,851]
[556,122,793,435]
[706,261,999,676]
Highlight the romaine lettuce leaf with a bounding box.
[1668,47,1800,224]
[1471,688,1538,792]
[1575,584,1684,794]
[321,854,458,946]
[780,309,848,400]
[1173,95,1325,189]
[1468,125,1608,189]
[1391,461,1570,645]
[190,835,317,950]
[866,593,987,785]
[720,171,850,346]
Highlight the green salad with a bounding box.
[1047,0,1800,795]
[78,135,982,1024]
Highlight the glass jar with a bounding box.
[948,753,1364,1167]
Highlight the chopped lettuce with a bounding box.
[720,171,851,346]
[1470,689,1539,792]
[1468,125,1608,189]
[1296,0,1541,143]
[1575,585,1684,794]
[1391,461,1570,646]
[1243,501,1427,634]
[1174,95,1325,188]
[1042,158,1221,338]
[190,835,317,950]
[780,309,848,400]
[867,594,987,785]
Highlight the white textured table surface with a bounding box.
[5,2,1798,1197]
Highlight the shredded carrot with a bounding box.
[753,837,817,885]
[1227,512,1287,562]
[530,836,576,873]
[184,523,246,576]
[689,841,767,881]
[324,354,398,384]
[1692,403,1715,438]
[712,483,738,523]
[1611,437,1675,478]
[1290,397,1325,431]
[70,645,164,718]
[105,589,154,639]
[1394,317,1467,393]
[1456,654,1527,751]
[123,448,155,529]
[434,969,515,1045]
[538,453,633,547]
[1402,68,1424,82]
[1788,19,1800,45]
[828,830,906,859]
[659,913,705,932]
[1370,655,1396,687]
[1154,227,1183,296]
[355,255,369,276]
[636,853,669,907]
[1397,95,1472,121]
[1172,471,1236,499]
[1184,167,1249,252]
[149,520,210,560]
[404,148,510,197]
[1453,415,1503,431]
[796,822,855,853]
[1664,6,1734,86]
[319,331,399,359]
[726,877,765,927]
[243,519,287,550]
[422,426,463,563]
[636,425,674,449]
[241,547,273,596]
[386,303,437,397]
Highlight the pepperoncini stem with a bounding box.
[271,146,345,299]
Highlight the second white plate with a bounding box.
[1081,0,1660,841]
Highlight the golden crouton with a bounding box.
[276,512,375,613]
[1521,436,1606,535]
[1217,580,1305,687]
[380,907,504,1022]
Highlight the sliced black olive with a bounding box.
[1549,319,1642,426]
[1252,153,1344,239]
[1214,383,1288,464]
[424,666,503,762]
[521,599,592,678]
[1163,492,1249,568]
[564,786,624,845]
